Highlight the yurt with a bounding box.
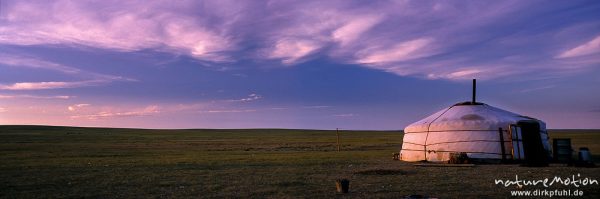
[400,80,551,166]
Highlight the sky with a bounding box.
[0,0,599,130]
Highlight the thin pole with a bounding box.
[472,79,476,103]
[336,128,340,151]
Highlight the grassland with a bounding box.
[1,126,599,198]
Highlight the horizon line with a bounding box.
[0,125,598,132]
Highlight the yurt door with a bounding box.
[517,121,548,166]
[510,125,525,160]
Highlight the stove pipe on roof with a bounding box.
[472,79,476,104]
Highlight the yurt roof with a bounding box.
[404,102,541,133]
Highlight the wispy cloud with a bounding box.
[355,38,436,64]
[0,1,234,62]
[0,1,598,80]
[204,109,256,113]
[302,105,332,109]
[520,85,556,93]
[169,103,207,112]
[70,105,160,120]
[0,54,136,89]
[268,107,289,110]
[227,93,262,102]
[0,107,6,113]
[0,94,73,99]
[426,68,483,80]
[332,15,383,46]
[0,53,80,73]
[67,103,90,111]
[557,35,600,58]
[267,39,321,65]
[0,81,100,90]
[333,113,357,117]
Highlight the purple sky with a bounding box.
[1,0,599,129]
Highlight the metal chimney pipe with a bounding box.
[472,79,476,104]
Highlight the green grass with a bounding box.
[1,125,599,198]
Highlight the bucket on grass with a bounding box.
[575,147,595,167]
[579,147,592,163]
[335,179,349,193]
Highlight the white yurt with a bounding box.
[400,80,551,165]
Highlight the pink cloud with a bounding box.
[332,15,383,46]
[0,94,72,99]
[1,0,597,81]
[355,38,435,64]
[426,69,483,80]
[0,1,234,62]
[0,81,99,90]
[557,35,600,58]
[267,39,321,64]
[67,104,90,111]
[204,109,256,113]
[70,105,160,120]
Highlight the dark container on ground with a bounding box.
[553,138,572,163]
